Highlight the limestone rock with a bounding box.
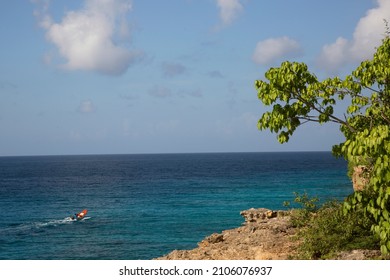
[156,208,297,260]
[352,165,369,191]
[240,208,282,224]
[198,233,224,247]
[155,207,380,260]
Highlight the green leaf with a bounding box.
[383,210,390,221]
[356,192,363,202]
[381,245,388,255]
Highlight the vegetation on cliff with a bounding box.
[255,28,390,256]
[285,193,380,259]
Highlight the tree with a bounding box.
[255,34,390,254]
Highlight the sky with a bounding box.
[0,0,389,156]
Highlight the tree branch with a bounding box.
[381,112,390,125]
[293,93,356,132]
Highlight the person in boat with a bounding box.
[70,210,87,220]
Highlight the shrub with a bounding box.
[285,192,379,259]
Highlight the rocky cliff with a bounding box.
[156,208,381,260]
[156,208,297,260]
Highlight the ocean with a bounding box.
[0,152,352,260]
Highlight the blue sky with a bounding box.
[0,0,389,156]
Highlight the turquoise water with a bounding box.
[0,152,352,259]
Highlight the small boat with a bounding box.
[71,209,88,221]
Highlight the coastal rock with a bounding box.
[352,165,369,191]
[156,208,297,260]
[240,208,282,223]
[155,207,381,260]
[198,233,224,247]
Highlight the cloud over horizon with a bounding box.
[317,0,390,72]
[252,36,302,65]
[33,0,144,76]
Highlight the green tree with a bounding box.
[255,34,390,254]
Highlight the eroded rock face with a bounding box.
[352,165,369,191]
[155,207,381,260]
[240,208,283,223]
[156,208,297,260]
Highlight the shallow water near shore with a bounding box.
[0,152,351,259]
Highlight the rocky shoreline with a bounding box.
[156,208,381,260]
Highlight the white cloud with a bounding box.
[252,36,302,65]
[318,0,390,72]
[31,0,52,29]
[317,37,349,72]
[78,100,95,114]
[33,0,143,75]
[216,0,243,26]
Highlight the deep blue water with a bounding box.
[0,152,352,260]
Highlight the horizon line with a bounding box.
[0,150,334,158]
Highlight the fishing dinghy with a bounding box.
[71,209,88,221]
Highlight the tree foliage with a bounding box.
[255,34,390,255]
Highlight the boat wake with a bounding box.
[0,216,91,236]
[65,216,91,222]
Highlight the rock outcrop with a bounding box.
[156,208,298,260]
[352,165,369,191]
[156,207,382,260]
